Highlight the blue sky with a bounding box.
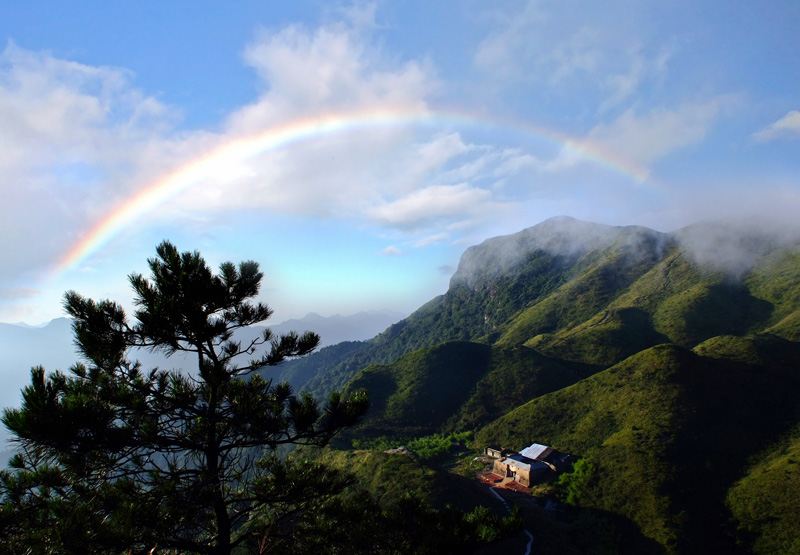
[1,0,799,326]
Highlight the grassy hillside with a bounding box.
[746,249,800,341]
[727,425,800,554]
[445,344,595,431]
[526,307,669,366]
[495,229,665,346]
[474,339,800,554]
[344,342,493,437]
[344,341,596,438]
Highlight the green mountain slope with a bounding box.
[474,337,800,553]
[345,341,493,437]
[727,425,800,554]
[345,341,594,437]
[265,216,800,552]
[746,249,800,340]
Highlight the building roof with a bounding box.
[530,462,551,473]
[519,443,554,461]
[505,457,531,472]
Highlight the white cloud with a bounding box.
[367,184,495,231]
[0,42,182,289]
[473,0,670,109]
[752,110,800,142]
[161,16,444,222]
[579,97,733,169]
[229,14,433,130]
[164,22,537,237]
[380,245,403,256]
[415,232,450,247]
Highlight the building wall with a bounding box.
[492,458,533,486]
[492,459,509,477]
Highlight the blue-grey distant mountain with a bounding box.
[0,309,405,453]
[262,310,407,348]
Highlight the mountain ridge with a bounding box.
[285,216,800,401]
[286,215,800,554]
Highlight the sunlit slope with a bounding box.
[502,240,800,366]
[727,426,800,555]
[474,338,800,554]
[746,249,800,341]
[524,306,669,366]
[493,226,666,347]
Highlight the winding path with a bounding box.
[489,484,535,555]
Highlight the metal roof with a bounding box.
[519,443,553,461]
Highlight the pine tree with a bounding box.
[0,241,368,554]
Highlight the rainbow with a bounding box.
[53,107,653,276]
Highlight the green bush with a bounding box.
[556,458,595,505]
[352,431,473,461]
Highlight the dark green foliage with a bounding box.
[516,507,667,555]
[315,449,441,507]
[259,340,366,393]
[283,489,522,554]
[281,447,522,553]
[0,241,368,554]
[346,341,492,437]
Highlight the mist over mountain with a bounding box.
[450,216,668,288]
